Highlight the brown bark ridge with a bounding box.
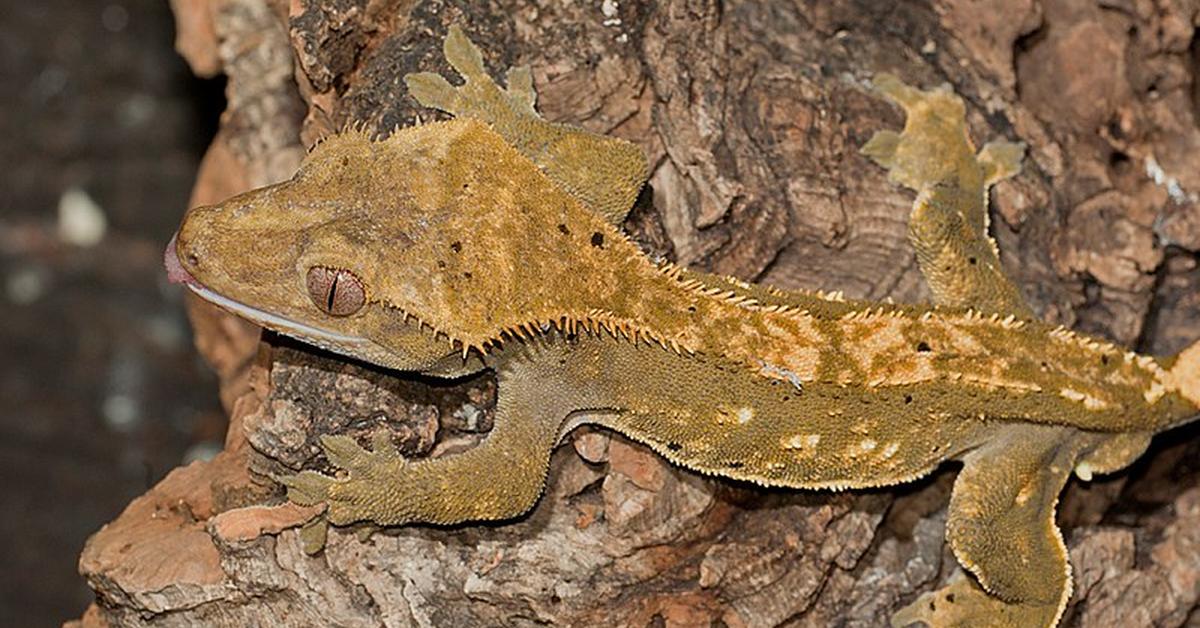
[73,1,1200,626]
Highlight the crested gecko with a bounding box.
[165,25,1200,627]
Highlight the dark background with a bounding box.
[0,1,225,624]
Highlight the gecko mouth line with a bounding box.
[165,233,548,360]
[164,233,369,349]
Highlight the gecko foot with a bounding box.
[279,432,408,527]
[404,24,540,121]
[862,73,1027,200]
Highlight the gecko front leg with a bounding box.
[283,350,571,527]
[405,25,648,225]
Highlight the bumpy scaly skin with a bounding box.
[168,26,1200,628]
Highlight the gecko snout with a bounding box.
[164,231,201,287]
[175,218,202,267]
[167,203,222,285]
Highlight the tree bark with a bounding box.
[74,1,1200,626]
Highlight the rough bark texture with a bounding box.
[74,1,1200,626]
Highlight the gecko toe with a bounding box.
[443,24,488,79]
[368,430,403,464]
[977,140,1026,185]
[504,65,536,111]
[861,130,901,169]
[404,72,460,112]
[319,433,369,469]
[280,470,335,506]
[872,72,923,108]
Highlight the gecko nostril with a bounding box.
[165,234,201,285]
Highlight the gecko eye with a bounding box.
[306,266,365,316]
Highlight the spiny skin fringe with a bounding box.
[636,429,943,492]
[479,299,1063,387]
[667,258,1138,372]
[385,301,610,356]
[308,122,374,154]
[380,295,706,363]
[380,289,1141,397]
[658,261,851,314]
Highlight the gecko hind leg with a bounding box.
[893,424,1080,628]
[404,25,648,225]
[863,74,1033,318]
[282,355,569,529]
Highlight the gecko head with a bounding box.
[166,119,539,371]
[171,117,622,364]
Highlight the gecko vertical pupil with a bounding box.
[306,266,366,316]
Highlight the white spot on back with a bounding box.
[782,433,821,450]
[1059,387,1109,410]
[1144,380,1165,403]
[737,407,754,424]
